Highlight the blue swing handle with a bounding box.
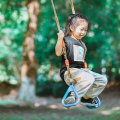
[86,96,101,109]
[62,83,80,107]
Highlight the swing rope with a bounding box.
[51,0,61,31]
[70,0,75,14]
[51,0,74,83]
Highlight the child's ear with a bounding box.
[70,25,74,32]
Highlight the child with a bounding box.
[55,14,107,106]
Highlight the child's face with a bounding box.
[71,20,88,40]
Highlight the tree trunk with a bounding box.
[16,0,40,107]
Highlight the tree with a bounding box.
[16,0,40,106]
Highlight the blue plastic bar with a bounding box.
[61,83,80,107]
[86,97,101,109]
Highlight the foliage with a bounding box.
[0,0,28,84]
[0,0,120,86]
[36,79,67,97]
[36,0,120,81]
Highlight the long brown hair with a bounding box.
[64,14,91,37]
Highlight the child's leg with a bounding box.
[64,68,95,98]
[84,71,108,98]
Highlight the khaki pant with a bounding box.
[64,68,108,98]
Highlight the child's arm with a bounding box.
[55,30,64,56]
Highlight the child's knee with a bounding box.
[85,73,95,85]
[102,75,108,86]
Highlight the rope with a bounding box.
[70,0,75,14]
[51,0,60,32]
[51,0,75,84]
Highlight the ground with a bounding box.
[0,82,120,120]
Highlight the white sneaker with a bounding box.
[64,96,75,104]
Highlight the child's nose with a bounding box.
[82,31,86,34]
[81,30,86,35]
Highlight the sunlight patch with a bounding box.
[99,110,111,115]
[34,103,41,107]
[112,107,120,110]
[99,107,120,116]
[48,105,57,109]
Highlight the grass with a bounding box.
[0,100,120,120]
[0,106,120,120]
[0,100,15,105]
[0,114,120,120]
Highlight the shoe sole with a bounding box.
[80,102,98,106]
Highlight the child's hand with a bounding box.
[57,30,64,39]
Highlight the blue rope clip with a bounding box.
[86,97,101,109]
[61,83,80,107]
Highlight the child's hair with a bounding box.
[64,14,91,37]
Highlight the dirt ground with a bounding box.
[0,82,120,120]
